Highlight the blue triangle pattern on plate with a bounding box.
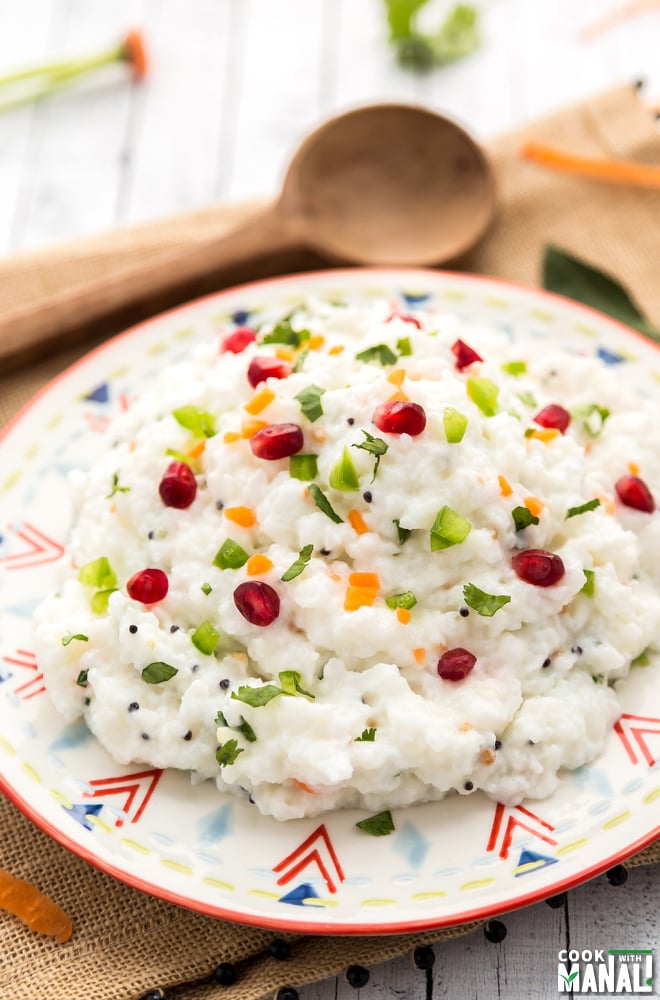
[84,383,110,404]
[279,882,319,906]
[63,803,103,831]
[514,848,558,877]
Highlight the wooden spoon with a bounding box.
[0,103,495,367]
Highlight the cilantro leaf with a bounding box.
[501,361,527,376]
[76,669,89,688]
[141,662,178,684]
[356,809,395,836]
[295,384,325,422]
[106,472,130,499]
[281,544,314,582]
[393,518,411,544]
[352,430,388,481]
[172,405,216,439]
[278,670,315,700]
[581,569,596,597]
[231,684,282,707]
[566,498,601,519]
[385,591,417,610]
[308,484,343,523]
[355,728,377,742]
[61,633,89,647]
[216,739,244,767]
[571,403,610,438]
[512,506,539,531]
[236,717,257,743]
[463,583,511,617]
[396,336,412,356]
[355,344,398,366]
[261,320,310,349]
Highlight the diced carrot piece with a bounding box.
[396,607,412,624]
[308,334,325,350]
[241,419,267,438]
[344,586,378,611]
[387,389,410,403]
[480,749,496,766]
[498,474,512,497]
[387,369,406,386]
[275,346,294,361]
[328,345,344,355]
[523,496,545,517]
[348,509,369,534]
[188,440,206,458]
[348,572,380,589]
[292,778,318,794]
[628,461,640,475]
[244,387,276,415]
[527,428,560,443]
[413,647,426,665]
[224,430,241,443]
[225,506,256,527]
[246,553,274,576]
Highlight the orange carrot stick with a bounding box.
[0,867,73,942]
[521,141,660,190]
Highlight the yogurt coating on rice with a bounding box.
[33,299,660,821]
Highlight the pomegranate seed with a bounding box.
[127,568,169,604]
[159,461,197,509]
[385,311,422,329]
[451,338,483,370]
[615,475,656,513]
[247,355,293,388]
[512,549,565,587]
[221,327,257,354]
[533,404,571,433]
[373,401,426,436]
[250,422,303,460]
[437,647,476,681]
[234,581,280,626]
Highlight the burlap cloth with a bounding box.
[0,84,659,1000]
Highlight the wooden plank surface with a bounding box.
[0,2,659,997]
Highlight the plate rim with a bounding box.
[1,265,659,935]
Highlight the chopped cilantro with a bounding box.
[632,650,651,667]
[430,506,471,550]
[580,569,596,597]
[215,710,229,727]
[78,557,117,591]
[463,583,511,617]
[356,810,395,836]
[213,538,249,570]
[566,498,601,519]
[295,384,325,422]
[572,403,610,437]
[232,684,282,707]
[165,447,193,466]
[516,391,537,408]
[90,589,117,615]
[237,717,257,742]
[396,336,413,356]
[172,405,216,439]
[512,506,539,531]
[281,544,314,582]
[355,344,398,366]
[261,320,310,349]
[308,484,343,523]
[191,620,220,655]
[293,345,310,372]
[393,518,411,544]
[385,591,417,610]
[355,728,376,742]
[352,430,388,481]
[106,472,130,499]
[61,633,89,647]
[141,661,178,684]
[201,582,213,596]
[76,669,89,688]
[216,739,244,767]
[278,670,315,699]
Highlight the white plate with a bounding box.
[1,268,659,935]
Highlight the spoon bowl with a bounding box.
[281,103,496,265]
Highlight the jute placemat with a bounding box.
[0,84,659,1000]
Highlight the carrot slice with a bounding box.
[498,474,512,497]
[524,496,545,517]
[413,647,426,665]
[308,334,325,350]
[344,585,379,611]
[348,572,380,589]
[244,388,275,415]
[224,506,256,528]
[241,419,267,438]
[527,427,560,443]
[521,141,660,190]
[328,345,344,356]
[396,607,412,625]
[223,430,241,443]
[188,440,206,458]
[348,509,369,535]
[628,461,640,476]
[387,369,406,386]
[246,554,273,576]
[387,389,410,403]
[0,867,73,942]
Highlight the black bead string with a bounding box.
[346,964,370,988]
[606,864,629,886]
[483,919,507,943]
[274,989,299,1000]
[545,891,567,909]
[413,945,435,1000]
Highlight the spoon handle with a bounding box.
[0,204,303,370]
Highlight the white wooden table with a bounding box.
[1,2,659,997]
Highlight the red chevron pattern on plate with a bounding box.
[83,768,163,827]
[614,714,660,767]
